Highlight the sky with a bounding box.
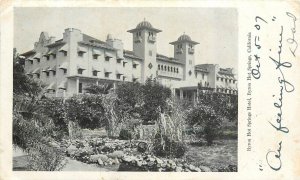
[14,7,238,69]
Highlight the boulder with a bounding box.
[195,167,202,172]
[89,154,108,163]
[175,166,183,172]
[199,166,211,172]
[66,145,77,156]
[188,164,196,171]
[107,150,124,159]
[97,159,104,166]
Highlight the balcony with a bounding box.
[134,37,142,43]
[188,48,194,54]
[148,36,156,43]
[176,48,183,54]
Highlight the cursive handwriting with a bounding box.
[266,141,282,171]
[268,25,294,133]
[286,12,298,57]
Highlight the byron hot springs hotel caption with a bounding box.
[20,20,238,99]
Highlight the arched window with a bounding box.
[171,67,173,72]
[164,65,167,71]
[158,64,160,70]
[168,66,170,71]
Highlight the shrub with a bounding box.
[141,77,171,124]
[119,129,132,140]
[187,104,222,146]
[65,94,106,129]
[153,133,186,158]
[152,99,187,158]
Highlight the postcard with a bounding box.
[0,0,299,179]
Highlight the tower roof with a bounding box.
[127,19,162,33]
[136,20,153,29]
[170,33,199,45]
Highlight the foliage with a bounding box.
[64,94,106,129]
[152,99,187,158]
[119,129,132,140]
[84,83,113,94]
[141,78,171,124]
[27,143,66,171]
[40,98,68,137]
[13,54,44,98]
[13,49,66,170]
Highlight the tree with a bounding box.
[141,77,171,124]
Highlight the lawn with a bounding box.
[184,139,237,171]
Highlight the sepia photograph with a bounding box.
[12,7,238,172]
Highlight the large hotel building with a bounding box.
[21,20,238,99]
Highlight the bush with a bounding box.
[153,133,186,158]
[187,104,222,146]
[119,129,132,140]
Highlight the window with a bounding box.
[93,54,98,60]
[202,73,204,80]
[36,74,40,79]
[78,69,84,75]
[116,74,121,79]
[149,50,152,56]
[133,64,137,69]
[30,60,33,64]
[37,59,40,63]
[46,56,50,61]
[105,56,110,61]
[164,66,167,71]
[63,69,67,75]
[225,79,228,83]
[117,59,122,63]
[171,67,173,72]
[46,72,49,77]
[78,52,84,57]
[105,72,110,78]
[123,62,126,67]
[168,66,170,71]
[221,78,224,82]
[52,54,56,59]
[53,71,56,76]
[158,65,160,70]
[63,52,67,56]
[79,83,82,93]
[93,71,97,76]
[161,65,163,70]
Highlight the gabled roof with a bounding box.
[156,53,184,65]
[79,34,115,50]
[20,50,35,57]
[123,50,142,60]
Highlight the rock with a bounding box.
[175,166,183,172]
[148,157,155,162]
[189,164,196,171]
[199,166,211,172]
[108,150,124,159]
[156,158,163,164]
[147,161,155,166]
[195,167,202,172]
[136,160,143,167]
[97,159,104,166]
[89,154,108,163]
[66,145,77,156]
[113,158,120,165]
